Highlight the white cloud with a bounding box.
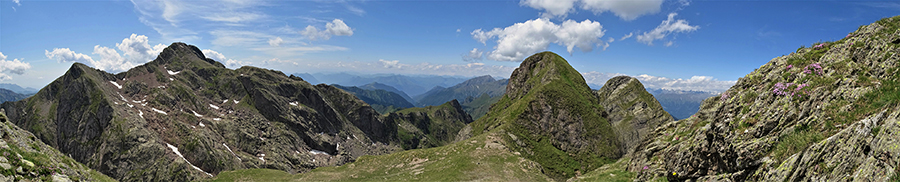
[620,32,634,40]
[580,0,664,21]
[462,48,484,62]
[268,37,284,47]
[520,0,663,20]
[202,49,248,68]
[301,19,354,41]
[582,71,735,93]
[201,12,264,23]
[116,34,166,63]
[0,52,31,81]
[46,34,166,73]
[45,48,94,64]
[130,0,265,42]
[13,0,20,6]
[210,30,273,47]
[472,18,606,62]
[378,59,401,68]
[520,0,578,19]
[636,13,699,45]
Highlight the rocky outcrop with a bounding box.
[0,110,114,181]
[595,76,673,154]
[624,15,900,181]
[470,52,670,181]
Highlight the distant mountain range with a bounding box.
[332,84,415,114]
[645,88,717,120]
[0,88,29,103]
[0,83,38,94]
[293,72,469,97]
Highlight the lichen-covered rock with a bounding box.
[623,15,900,181]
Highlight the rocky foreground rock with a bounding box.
[613,15,900,181]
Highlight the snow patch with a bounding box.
[223,99,229,104]
[233,100,240,104]
[309,149,330,155]
[109,81,122,89]
[257,153,265,162]
[213,118,221,121]
[223,143,240,161]
[152,108,167,115]
[139,110,144,119]
[117,93,127,101]
[199,122,206,127]
[166,143,212,177]
[127,104,134,108]
[192,110,203,117]
[167,70,180,75]
[209,104,219,110]
[289,102,298,106]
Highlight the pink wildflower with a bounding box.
[643,166,650,170]
[787,65,793,69]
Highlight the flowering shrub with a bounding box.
[720,92,730,101]
[804,63,824,75]
[814,43,826,50]
[787,65,793,69]
[774,82,811,97]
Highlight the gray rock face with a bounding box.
[625,15,900,181]
[595,76,673,154]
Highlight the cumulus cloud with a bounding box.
[636,13,699,45]
[13,0,20,6]
[301,19,354,41]
[0,52,32,81]
[45,34,166,73]
[472,18,606,61]
[268,37,284,47]
[520,0,578,19]
[462,48,484,62]
[520,0,663,20]
[116,34,166,62]
[581,71,735,93]
[45,48,94,64]
[580,0,664,21]
[201,49,248,68]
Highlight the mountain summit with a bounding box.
[467,51,671,180]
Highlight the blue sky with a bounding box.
[1,0,898,92]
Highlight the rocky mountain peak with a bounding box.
[506,51,587,100]
[153,42,223,68]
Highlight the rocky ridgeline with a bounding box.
[0,110,113,181]
[0,43,471,181]
[623,15,900,181]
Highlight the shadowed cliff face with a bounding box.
[0,43,418,181]
[0,111,115,181]
[620,15,900,181]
